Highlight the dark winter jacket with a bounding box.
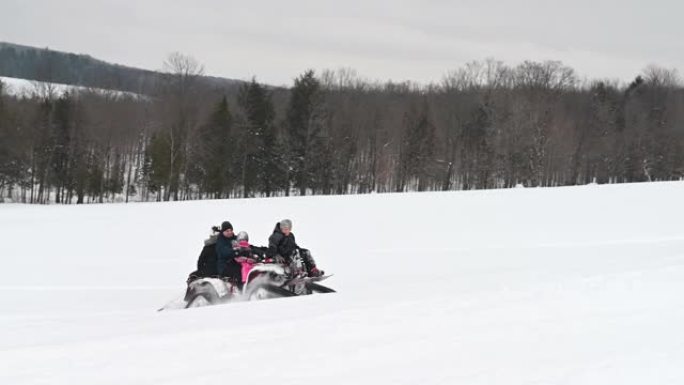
[186,234,220,284]
[266,222,318,271]
[266,222,299,259]
[216,232,237,276]
[196,235,219,276]
[251,245,267,258]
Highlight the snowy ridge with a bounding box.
[1,182,684,384]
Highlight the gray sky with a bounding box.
[2,0,682,86]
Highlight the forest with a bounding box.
[0,45,682,203]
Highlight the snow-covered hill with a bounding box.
[1,182,684,384]
[0,76,145,99]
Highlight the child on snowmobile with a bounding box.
[266,219,323,277]
[231,231,270,287]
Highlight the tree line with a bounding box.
[1,56,683,203]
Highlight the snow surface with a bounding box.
[1,182,684,384]
[0,76,144,99]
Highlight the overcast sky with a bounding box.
[2,0,682,86]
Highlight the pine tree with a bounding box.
[50,93,73,203]
[397,98,436,191]
[285,70,326,195]
[237,79,283,197]
[461,104,494,189]
[0,80,27,197]
[143,132,172,201]
[190,96,233,198]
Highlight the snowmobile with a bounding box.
[159,249,335,310]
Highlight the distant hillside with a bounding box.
[0,42,243,95]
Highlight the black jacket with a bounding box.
[266,222,298,258]
[216,232,237,275]
[187,234,219,283]
[196,244,218,277]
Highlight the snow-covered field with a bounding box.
[0,76,144,99]
[1,182,684,385]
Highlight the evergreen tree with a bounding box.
[237,79,283,197]
[397,98,436,191]
[461,104,494,189]
[190,96,233,198]
[285,70,326,195]
[50,93,73,203]
[31,99,54,203]
[143,132,172,201]
[0,81,29,196]
[84,148,104,203]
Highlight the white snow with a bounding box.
[1,182,684,384]
[0,76,144,99]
